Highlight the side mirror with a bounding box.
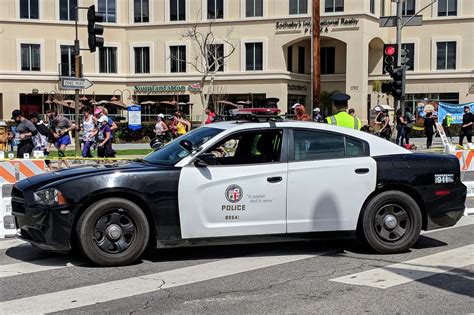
[194,153,217,167]
[179,140,194,153]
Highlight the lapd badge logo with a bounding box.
[225,185,243,203]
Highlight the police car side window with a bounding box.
[293,130,366,161]
[206,130,283,165]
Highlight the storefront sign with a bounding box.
[288,84,308,92]
[275,17,359,35]
[134,84,201,94]
[127,104,141,131]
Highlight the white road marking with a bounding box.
[330,244,474,289]
[0,239,27,251]
[0,257,84,279]
[0,250,332,314]
[422,215,474,234]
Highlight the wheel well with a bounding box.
[71,190,156,248]
[358,184,428,231]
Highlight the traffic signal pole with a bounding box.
[74,9,82,156]
[395,0,405,115]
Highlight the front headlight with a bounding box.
[33,188,67,206]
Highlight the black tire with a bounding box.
[76,198,149,266]
[359,191,422,254]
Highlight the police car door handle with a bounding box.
[267,176,283,183]
[355,168,370,174]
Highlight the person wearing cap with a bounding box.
[97,115,115,158]
[205,106,216,124]
[294,104,311,121]
[46,109,75,168]
[459,106,473,147]
[313,107,324,123]
[154,113,169,140]
[325,93,361,130]
[11,110,37,158]
[291,103,301,117]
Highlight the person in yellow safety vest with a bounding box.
[442,113,454,141]
[325,93,362,130]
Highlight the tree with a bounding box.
[175,22,236,124]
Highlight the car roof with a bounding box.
[203,120,410,157]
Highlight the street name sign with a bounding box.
[59,77,94,90]
[379,15,423,28]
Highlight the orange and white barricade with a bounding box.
[0,184,14,238]
[0,159,46,184]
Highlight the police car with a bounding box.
[12,119,466,266]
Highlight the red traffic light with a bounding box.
[385,46,396,56]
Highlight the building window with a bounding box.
[20,0,39,19]
[134,0,149,23]
[438,0,457,16]
[21,44,40,71]
[380,0,385,16]
[321,47,335,74]
[325,0,343,13]
[170,0,185,21]
[207,44,224,72]
[436,41,456,70]
[208,0,223,19]
[370,0,375,14]
[98,0,116,23]
[245,42,263,71]
[134,47,150,74]
[289,0,307,14]
[402,0,415,16]
[246,0,263,17]
[60,45,75,76]
[401,43,415,71]
[59,0,77,21]
[170,46,186,73]
[298,46,305,74]
[99,47,117,73]
[287,46,293,72]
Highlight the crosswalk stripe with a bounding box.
[0,257,84,279]
[330,244,474,289]
[0,239,27,251]
[0,250,332,314]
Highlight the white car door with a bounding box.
[286,128,377,233]
[178,129,288,239]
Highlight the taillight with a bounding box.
[435,190,450,196]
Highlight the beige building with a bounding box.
[0,0,473,122]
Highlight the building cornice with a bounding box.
[370,70,474,81]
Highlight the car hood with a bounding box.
[20,161,172,188]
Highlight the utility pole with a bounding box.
[312,0,321,114]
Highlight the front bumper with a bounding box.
[12,188,76,251]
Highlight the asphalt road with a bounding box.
[0,216,473,314]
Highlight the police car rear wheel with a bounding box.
[360,191,422,254]
[76,198,149,266]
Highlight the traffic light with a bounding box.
[381,67,405,100]
[383,44,397,74]
[87,5,104,53]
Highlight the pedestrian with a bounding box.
[29,112,53,170]
[100,107,118,131]
[97,115,115,158]
[154,113,169,142]
[171,112,191,137]
[348,108,355,117]
[395,109,406,146]
[442,113,454,141]
[404,107,415,145]
[295,105,311,121]
[81,107,97,158]
[459,106,473,147]
[46,109,75,168]
[423,112,436,149]
[11,110,37,158]
[313,107,324,122]
[326,93,361,130]
[205,106,216,124]
[376,110,391,140]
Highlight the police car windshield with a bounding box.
[144,127,224,166]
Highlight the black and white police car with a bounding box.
[12,119,466,266]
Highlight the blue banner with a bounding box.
[437,102,474,125]
[127,104,142,131]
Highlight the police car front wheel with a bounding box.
[359,191,422,254]
[76,198,150,266]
